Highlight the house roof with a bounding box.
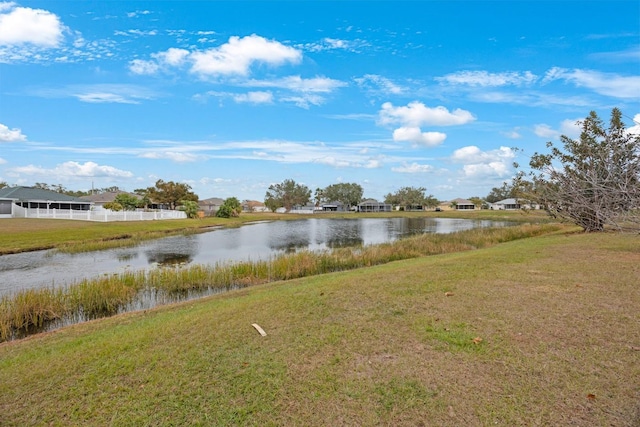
[199,197,224,205]
[452,198,475,205]
[0,186,88,203]
[78,191,137,203]
[493,198,519,205]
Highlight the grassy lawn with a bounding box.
[1,229,638,425]
[0,213,280,255]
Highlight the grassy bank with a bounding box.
[0,223,561,342]
[0,210,548,255]
[1,230,638,425]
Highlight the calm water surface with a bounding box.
[0,217,511,295]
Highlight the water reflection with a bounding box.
[144,235,199,266]
[0,217,514,295]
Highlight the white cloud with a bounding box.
[190,34,302,76]
[130,35,302,77]
[0,157,6,164]
[559,118,581,138]
[70,84,156,104]
[589,46,640,63]
[0,123,26,141]
[115,29,157,37]
[391,162,434,173]
[300,37,369,53]
[126,10,151,18]
[451,146,515,178]
[8,161,133,179]
[280,94,326,109]
[138,151,204,162]
[534,124,560,139]
[392,126,446,147]
[542,67,640,99]
[0,3,65,47]
[436,70,538,87]
[74,92,139,104]
[501,130,522,139]
[379,101,473,148]
[155,47,189,66]
[129,58,159,75]
[628,114,640,135]
[233,91,273,104]
[534,118,581,140]
[129,48,190,75]
[30,84,157,104]
[247,75,346,93]
[354,74,406,95]
[379,101,475,127]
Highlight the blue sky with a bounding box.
[1,1,639,202]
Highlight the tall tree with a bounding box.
[384,186,431,210]
[485,182,516,203]
[216,197,242,218]
[0,181,9,189]
[264,179,311,212]
[319,183,363,209]
[145,179,198,210]
[520,108,640,232]
[114,193,141,211]
[423,194,440,209]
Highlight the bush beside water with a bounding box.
[0,224,561,342]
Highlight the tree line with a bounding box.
[264,180,441,212]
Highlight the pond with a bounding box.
[0,217,512,296]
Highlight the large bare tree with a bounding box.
[520,108,640,232]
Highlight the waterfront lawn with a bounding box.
[0,231,638,425]
[0,214,273,255]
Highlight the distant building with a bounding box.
[242,200,268,212]
[320,201,346,212]
[357,199,392,212]
[198,197,224,216]
[0,186,92,215]
[451,198,476,210]
[79,191,138,208]
[490,198,540,210]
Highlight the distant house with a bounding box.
[198,197,224,216]
[357,199,392,212]
[451,198,476,210]
[0,186,92,216]
[242,200,268,213]
[291,203,317,214]
[79,191,138,208]
[320,201,346,212]
[405,204,424,211]
[490,198,540,210]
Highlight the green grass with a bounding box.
[1,229,638,425]
[0,213,284,255]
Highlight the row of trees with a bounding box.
[264,179,441,212]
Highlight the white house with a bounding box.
[490,198,540,210]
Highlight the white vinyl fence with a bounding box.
[11,205,187,222]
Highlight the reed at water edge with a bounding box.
[0,223,562,342]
